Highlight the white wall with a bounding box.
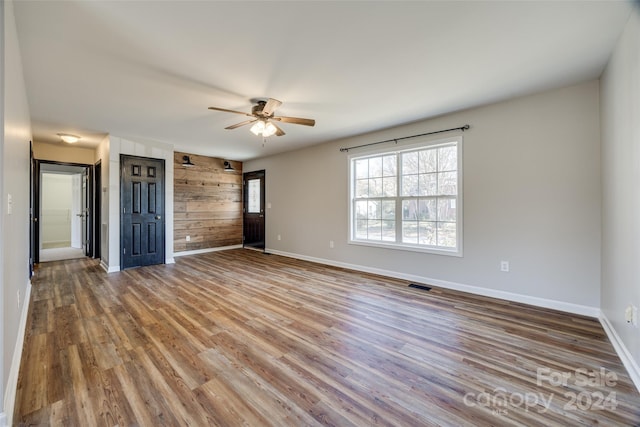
[600,7,640,389]
[0,2,5,423]
[2,1,32,424]
[101,135,175,272]
[245,80,602,315]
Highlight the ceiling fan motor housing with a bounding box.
[252,101,267,116]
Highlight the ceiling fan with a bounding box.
[208,98,315,137]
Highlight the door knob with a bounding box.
[155,215,162,220]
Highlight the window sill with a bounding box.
[348,239,462,257]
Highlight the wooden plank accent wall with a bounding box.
[174,152,243,252]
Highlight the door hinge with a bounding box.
[123,207,126,213]
[123,248,126,254]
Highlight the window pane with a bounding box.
[438,146,457,171]
[402,221,418,244]
[418,221,436,245]
[355,159,368,179]
[402,151,419,175]
[248,179,260,213]
[367,200,381,219]
[419,149,437,173]
[383,155,397,177]
[382,220,395,241]
[402,199,418,220]
[355,220,368,239]
[383,177,396,197]
[355,179,368,198]
[419,173,437,196]
[402,175,419,196]
[418,199,436,221]
[369,220,382,240]
[438,171,457,195]
[355,201,368,219]
[437,222,456,247]
[369,178,383,197]
[382,200,395,220]
[437,197,456,221]
[369,157,383,178]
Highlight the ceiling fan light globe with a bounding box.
[263,122,277,137]
[250,121,265,136]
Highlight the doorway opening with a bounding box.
[33,161,99,263]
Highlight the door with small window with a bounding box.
[243,170,265,250]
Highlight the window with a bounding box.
[247,178,261,213]
[349,136,462,256]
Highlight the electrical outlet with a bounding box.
[186,235,191,242]
[277,234,281,241]
[500,261,510,272]
[17,290,20,308]
[329,240,334,249]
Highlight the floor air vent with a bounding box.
[408,284,432,291]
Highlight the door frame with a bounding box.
[93,160,102,259]
[32,160,97,263]
[29,142,35,275]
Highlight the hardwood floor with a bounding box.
[14,249,640,426]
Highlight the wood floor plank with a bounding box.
[14,250,640,426]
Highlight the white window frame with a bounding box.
[348,135,463,257]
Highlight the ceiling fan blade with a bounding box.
[272,122,286,136]
[262,98,282,116]
[273,116,316,127]
[208,106,253,117]
[225,119,257,130]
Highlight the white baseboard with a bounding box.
[265,248,600,318]
[41,240,71,249]
[173,244,243,257]
[100,260,120,273]
[3,280,32,427]
[599,312,640,393]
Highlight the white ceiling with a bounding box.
[13,1,633,161]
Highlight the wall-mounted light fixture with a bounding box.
[182,155,195,167]
[57,133,81,143]
[223,161,234,172]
